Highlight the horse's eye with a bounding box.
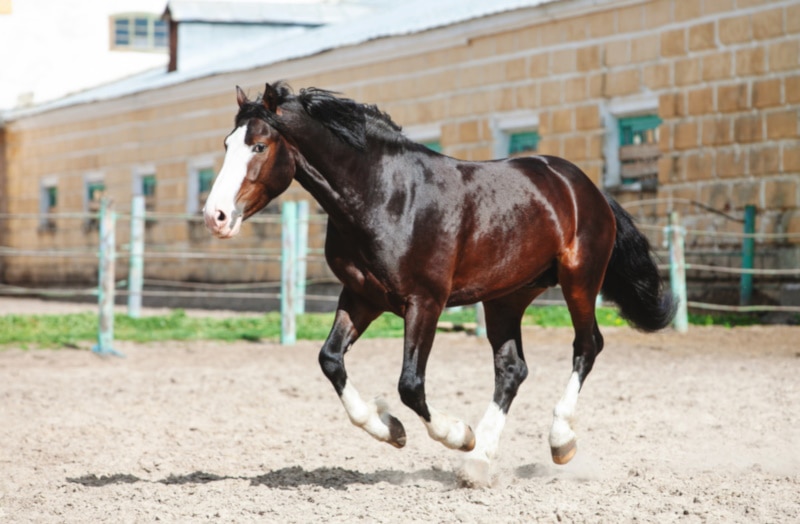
[253,143,266,154]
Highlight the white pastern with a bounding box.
[423,405,472,450]
[460,403,506,487]
[339,381,393,442]
[203,125,254,236]
[549,371,581,448]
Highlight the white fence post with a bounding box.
[294,200,309,315]
[281,201,297,345]
[668,211,689,333]
[128,195,145,318]
[93,198,124,356]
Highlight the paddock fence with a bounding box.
[0,197,799,352]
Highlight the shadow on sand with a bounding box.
[67,465,455,491]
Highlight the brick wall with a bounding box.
[2,0,798,287]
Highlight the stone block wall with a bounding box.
[2,0,798,289]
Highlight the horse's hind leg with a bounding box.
[461,290,539,486]
[319,289,406,448]
[549,254,609,465]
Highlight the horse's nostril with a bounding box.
[216,210,226,223]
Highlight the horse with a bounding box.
[203,81,676,486]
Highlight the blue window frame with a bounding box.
[112,14,167,51]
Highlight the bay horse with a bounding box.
[203,82,675,485]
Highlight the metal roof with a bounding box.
[165,1,377,26]
[3,0,560,121]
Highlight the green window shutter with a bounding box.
[47,186,58,209]
[619,115,662,146]
[198,168,215,193]
[87,181,105,202]
[508,131,540,155]
[141,175,156,197]
[421,140,442,153]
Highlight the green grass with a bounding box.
[0,305,765,349]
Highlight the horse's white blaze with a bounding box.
[203,125,253,237]
[339,381,392,442]
[423,405,471,450]
[549,371,581,448]
[460,402,506,486]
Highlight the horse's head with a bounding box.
[203,83,296,239]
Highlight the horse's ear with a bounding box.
[236,86,248,107]
[262,83,280,113]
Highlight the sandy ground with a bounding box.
[0,298,798,523]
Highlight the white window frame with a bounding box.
[83,171,105,213]
[491,110,540,159]
[602,94,660,189]
[187,157,216,214]
[39,176,58,230]
[132,164,157,211]
[404,123,441,147]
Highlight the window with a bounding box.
[602,96,662,191]
[617,115,662,189]
[491,111,540,159]
[198,168,215,194]
[405,124,443,154]
[111,13,167,51]
[421,140,442,153]
[508,131,540,156]
[188,163,216,214]
[134,170,157,211]
[86,181,106,212]
[39,179,57,232]
[619,115,662,146]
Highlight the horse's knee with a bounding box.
[397,374,428,420]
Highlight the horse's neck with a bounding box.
[292,147,366,230]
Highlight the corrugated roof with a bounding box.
[166,1,376,26]
[3,0,559,121]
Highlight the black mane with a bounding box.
[235,81,406,151]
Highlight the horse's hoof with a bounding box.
[551,439,577,465]
[460,425,476,452]
[386,414,406,448]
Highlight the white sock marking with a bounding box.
[339,381,392,442]
[549,371,581,448]
[423,405,471,450]
[460,403,506,487]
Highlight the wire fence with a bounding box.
[0,196,799,349]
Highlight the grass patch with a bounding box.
[0,305,767,349]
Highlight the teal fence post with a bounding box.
[93,198,124,356]
[740,205,756,306]
[668,211,688,333]
[281,201,297,345]
[128,195,145,318]
[295,200,309,315]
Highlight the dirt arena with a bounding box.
[0,299,798,522]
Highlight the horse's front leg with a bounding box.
[319,290,406,448]
[397,296,475,451]
[461,293,533,486]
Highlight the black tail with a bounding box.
[600,195,677,332]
